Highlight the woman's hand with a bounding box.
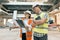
[31,21,37,27]
[25,26,32,32]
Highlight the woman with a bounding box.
[20,10,33,40]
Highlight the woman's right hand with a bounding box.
[31,22,36,27]
[25,26,32,32]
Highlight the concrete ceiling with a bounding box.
[0,0,59,19]
[0,0,60,14]
[0,0,9,3]
[0,0,45,3]
[2,5,52,13]
[48,0,60,5]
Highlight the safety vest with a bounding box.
[20,18,33,40]
[33,12,48,34]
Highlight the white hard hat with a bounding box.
[32,4,40,8]
[24,10,31,14]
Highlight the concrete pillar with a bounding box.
[6,18,8,26]
[13,10,17,20]
[4,18,6,25]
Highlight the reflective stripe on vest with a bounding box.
[33,12,48,33]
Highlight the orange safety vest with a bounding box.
[26,19,32,40]
[20,18,33,40]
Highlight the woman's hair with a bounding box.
[25,12,31,19]
[28,14,31,19]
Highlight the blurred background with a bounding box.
[0,0,60,40]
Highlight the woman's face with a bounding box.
[24,13,30,18]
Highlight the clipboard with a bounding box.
[16,20,25,28]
